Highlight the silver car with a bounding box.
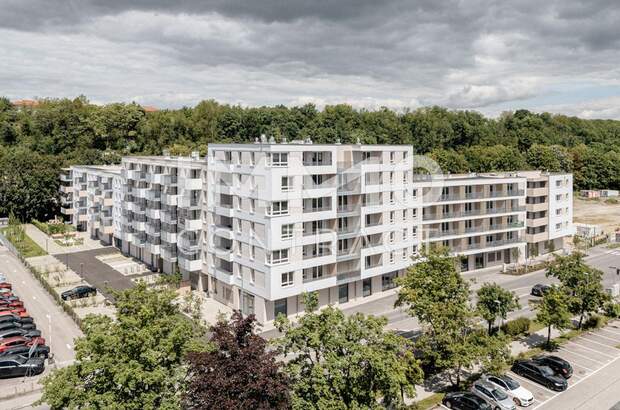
[471,380,517,410]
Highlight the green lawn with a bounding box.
[411,392,445,410]
[1,227,47,258]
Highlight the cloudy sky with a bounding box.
[1,0,620,118]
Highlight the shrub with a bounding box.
[584,314,606,329]
[501,317,531,337]
[605,198,618,205]
[604,302,620,318]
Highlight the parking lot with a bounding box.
[509,320,620,409]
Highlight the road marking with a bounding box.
[569,361,595,373]
[599,327,620,337]
[531,353,620,410]
[66,344,72,350]
[558,346,607,365]
[588,332,620,344]
[566,340,616,358]
[576,336,620,351]
[508,372,558,394]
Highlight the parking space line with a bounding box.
[508,372,558,394]
[587,332,620,344]
[575,336,620,351]
[570,361,594,372]
[558,346,606,365]
[566,340,616,358]
[598,328,620,337]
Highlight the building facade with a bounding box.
[60,144,575,323]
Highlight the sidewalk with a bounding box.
[23,224,106,255]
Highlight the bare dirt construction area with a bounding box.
[574,198,620,233]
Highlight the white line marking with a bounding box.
[598,328,620,337]
[566,340,616,358]
[66,344,72,350]
[508,372,558,394]
[531,354,620,410]
[558,346,607,365]
[569,361,595,373]
[576,336,619,351]
[587,332,620,344]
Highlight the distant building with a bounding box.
[574,223,603,238]
[142,106,159,113]
[600,190,619,198]
[580,190,601,199]
[11,99,39,109]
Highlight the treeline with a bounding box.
[2,96,620,220]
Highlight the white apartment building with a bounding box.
[205,143,420,322]
[521,171,574,256]
[60,143,575,323]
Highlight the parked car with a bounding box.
[0,354,44,378]
[61,285,97,301]
[511,360,568,391]
[0,283,12,290]
[0,328,41,340]
[533,355,573,379]
[0,310,29,319]
[0,344,50,359]
[530,284,551,297]
[0,274,6,282]
[0,314,33,325]
[0,307,27,316]
[0,299,23,308]
[0,336,46,354]
[0,294,20,302]
[471,380,516,410]
[482,374,534,407]
[443,392,492,409]
[0,321,35,332]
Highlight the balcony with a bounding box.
[60,207,75,215]
[161,230,178,243]
[161,193,178,206]
[428,222,525,239]
[145,208,161,219]
[178,257,202,272]
[526,231,549,243]
[422,206,526,222]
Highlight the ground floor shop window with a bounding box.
[382,271,398,291]
[274,298,287,318]
[363,278,372,297]
[338,284,349,303]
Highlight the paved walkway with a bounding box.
[23,224,106,255]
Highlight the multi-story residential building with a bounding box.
[118,154,206,284]
[521,171,574,256]
[205,143,420,321]
[418,173,527,272]
[60,143,575,323]
[61,165,122,245]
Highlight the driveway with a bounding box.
[53,248,137,300]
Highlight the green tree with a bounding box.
[39,282,206,409]
[535,287,571,346]
[476,283,521,334]
[275,293,422,409]
[395,251,510,387]
[546,253,610,329]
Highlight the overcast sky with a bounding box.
[1,0,619,118]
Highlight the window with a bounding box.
[250,199,255,214]
[281,271,294,287]
[281,176,293,192]
[363,278,372,297]
[390,151,395,164]
[556,194,562,201]
[403,228,408,240]
[303,266,324,281]
[270,152,288,167]
[274,299,287,317]
[281,224,294,240]
[268,249,289,264]
[389,172,394,185]
[339,284,349,303]
[390,211,395,224]
[338,217,348,232]
[390,252,395,263]
[250,152,255,166]
[402,248,407,260]
[382,271,397,290]
[250,269,255,284]
[556,208,562,216]
[556,180,561,187]
[403,171,408,184]
[250,245,255,260]
[412,227,417,237]
[556,223,562,230]
[412,189,417,198]
[389,192,395,204]
[269,201,289,216]
[389,232,395,243]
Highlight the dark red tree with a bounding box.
[183,311,290,410]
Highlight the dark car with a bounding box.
[511,360,568,391]
[0,336,46,354]
[442,392,492,409]
[0,328,42,340]
[0,321,35,332]
[0,355,44,378]
[0,344,50,359]
[533,355,573,379]
[531,284,551,297]
[0,314,33,325]
[61,285,97,301]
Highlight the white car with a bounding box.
[0,274,6,282]
[482,374,534,407]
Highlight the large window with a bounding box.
[281,224,294,240]
[362,278,372,297]
[381,271,398,291]
[270,153,288,167]
[281,271,294,287]
[269,201,289,216]
[281,176,293,192]
[268,249,289,265]
[338,284,349,303]
[274,299,287,318]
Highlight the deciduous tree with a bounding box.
[476,283,521,334]
[535,287,571,345]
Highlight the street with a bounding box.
[0,244,82,408]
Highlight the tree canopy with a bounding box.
[39,282,206,410]
[275,292,422,409]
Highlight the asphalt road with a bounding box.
[262,247,620,339]
[0,244,82,405]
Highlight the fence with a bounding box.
[0,231,83,328]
